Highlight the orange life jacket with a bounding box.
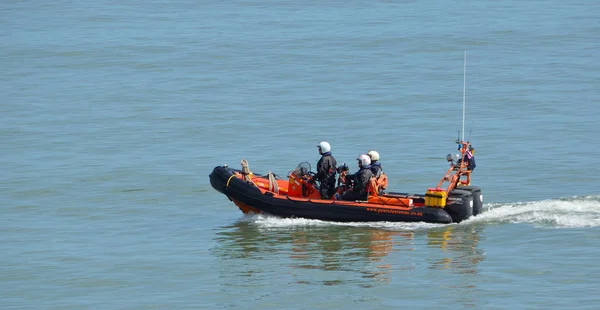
[376,173,388,191]
[367,173,389,197]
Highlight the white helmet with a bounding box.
[317,141,331,154]
[357,154,371,166]
[367,150,380,161]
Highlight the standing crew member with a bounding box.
[465,145,476,171]
[458,145,476,171]
[314,141,337,199]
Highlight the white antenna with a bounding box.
[462,51,467,142]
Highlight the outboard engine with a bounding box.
[456,186,483,216]
[445,189,474,223]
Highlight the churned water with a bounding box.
[2,0,600,309]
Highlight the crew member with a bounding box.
[315,141,337,199]
[367,150,387,194]
[340,154,373,201]
[452,145,476,171]
[367,150,383,178]
[463,145,476,171]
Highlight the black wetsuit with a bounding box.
[315,152,337,199]
[370,161,383,178]
[341,165,373,201]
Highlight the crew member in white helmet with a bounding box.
[314,141,337,199]
[367,150,383,178]
[340,154,373,201]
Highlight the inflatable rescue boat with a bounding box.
[209,141,482,224]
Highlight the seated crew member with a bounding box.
[314,141,337,199]
[367,150,383,178]
[367,150,387,194]
[340,154,373,201]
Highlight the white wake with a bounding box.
[465,195,600,228]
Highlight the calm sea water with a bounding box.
[3,1,600,309]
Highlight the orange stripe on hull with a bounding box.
[232,198,262,214]
[253,192,417,212]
